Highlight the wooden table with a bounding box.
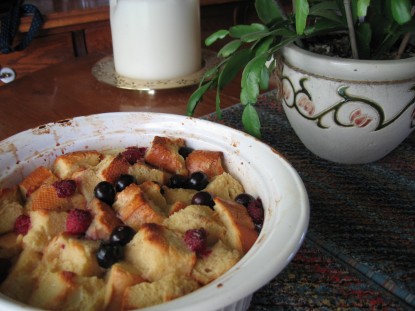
[0,52,243,141]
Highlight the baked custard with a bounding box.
[0,136,264,310]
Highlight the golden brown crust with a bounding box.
[113,184,166,231]
[185,150,225,178]
[213,197,258,254]
[53,150,102,179]
[86,199,123,240]
[19,166,57,198]
[144,136,188,176]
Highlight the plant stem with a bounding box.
[344,0,359,59]
[396,6,415,60]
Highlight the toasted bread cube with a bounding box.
[162,186,197,205]
[0,187,22,204]
[139,181,168,212]
[124,223,196,282]
[163,205,226,245]
[73,168,101,203]
[128,162,170,185]
[191,240,241,285]
[104,262,145,311]
[22,209,67,252]
[185,150,225,178]
[213,197,258,254]
[113,183,166,231]
[0,201,24,235]
[53,150,102,179]
[43,233,103,277]
[144,136,188,175]
[122,273,199,310]
[28,270,77,310]
[205,172,244,201]
[25,183,87,212]
[0,248,43,303]
[168,201,188,215]
[29,271,106,311]
[0,232,22,259]
[19,166,58,198]
[96,154,130,184]
[86,198,123,240]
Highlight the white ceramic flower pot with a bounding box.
[279,44,415,164]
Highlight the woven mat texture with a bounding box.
[203,90,415,310]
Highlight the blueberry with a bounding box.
[94,181,116,206]
[191,191,214,208]
[110,225,135,246]
[115,174,136,192]
[178,146,194,159]
[235,193,255,207]
[96,242,123,269]
[167,174,188,189]
[187,172,209,190]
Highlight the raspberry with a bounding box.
[247,198,264,225]
[183,228,207,253]
[14,215,31,235]
[121,147,147,165]
[66,209,92,235]
[53,180,77,198]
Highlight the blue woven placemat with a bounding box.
[203,90,415,310]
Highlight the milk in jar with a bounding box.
[110,0,201,80]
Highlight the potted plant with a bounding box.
[187,0,415,164]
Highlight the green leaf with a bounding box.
[295,0,310,35]
[390,0,412,25]
[218,40,242,58]
[254,0,285,24]
[254,36,274,56]
[242,104,261,138]
[217,49,253,90]
[240,54,268,105]
[205,30,229,46]
[259,65,270,90]
[186,81,214,116]
[356,0,370,17]
[229,23,268,38]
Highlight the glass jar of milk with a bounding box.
[110,0,201,80]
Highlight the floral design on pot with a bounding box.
[279,44,415,164]
[282,77,415,131]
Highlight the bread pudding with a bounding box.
[0,136,264,311]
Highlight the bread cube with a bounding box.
[121,273,199,310]
[86,198,123,241]
[18,166,57,198]
[96,154,130,184]
[22,209,67,252]
[191,240,241,285]
[0,232,22,259]
[113,183,166,231]
[213,197,258,254]
[0,201,24,235]
[163,205,226,245]
[185,150,225,178]
[0,248,43,303]
[139,181,168,211]
[53,150,102,179]
[104,262,145,311]
[25,183,87,212]
[43,233,103,277]
[205,172,244,201]
[144,136,188,175]
[128,162,170,185]
[162,186,197,205]
[28,271,106,311]
[124,223,196,282]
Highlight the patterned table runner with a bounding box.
[203,90,415,310]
